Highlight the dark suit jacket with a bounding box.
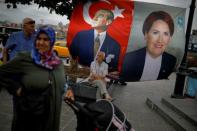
[69,29,120,70]
[120,47,176,82]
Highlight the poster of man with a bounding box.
[67,0,134,71]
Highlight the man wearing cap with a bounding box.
[3,17,35,63]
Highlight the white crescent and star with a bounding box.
[83,0,125,26]
[112,6,125,19]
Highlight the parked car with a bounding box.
[53,40,70,58]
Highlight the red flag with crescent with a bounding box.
[67,0,134,71]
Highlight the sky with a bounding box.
[0,0,69,25]
[0,0,196,29]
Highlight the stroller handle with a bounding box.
[65,98,94,118]
[65,98,79,112]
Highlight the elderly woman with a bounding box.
[120,11,177,82]
[0,26,66,131]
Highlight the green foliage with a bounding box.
[4,0,98,19]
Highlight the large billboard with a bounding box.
[67,0,185,82]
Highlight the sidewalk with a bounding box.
[0,73,178,131]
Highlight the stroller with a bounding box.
[66,99,134,131]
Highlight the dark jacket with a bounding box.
[69,29,120,70]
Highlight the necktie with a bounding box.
[94,34,100,57]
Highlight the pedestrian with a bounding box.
[0,38,3,65]
[0,26,66,131]
[184,76,197,99]
[3,17,35,63]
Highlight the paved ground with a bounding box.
[0,73,178,131]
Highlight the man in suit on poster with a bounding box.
[69,9,120,71]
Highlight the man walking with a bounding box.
[3,17,35,63]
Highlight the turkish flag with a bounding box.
[67,0,134,71]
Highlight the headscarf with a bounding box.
[31,26,61,70]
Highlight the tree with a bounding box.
[4,0,98,19]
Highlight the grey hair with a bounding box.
[22,17,35,27]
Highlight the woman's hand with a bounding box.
[64,89,74,103]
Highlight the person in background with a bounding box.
[3,17,35,63]
[0,26,66,131]
[184,76,197,99]
[0,38,3,65]
[2,33,9,47]
[120,11,176,82]
[89,51,112,100]
[0,39,2,91]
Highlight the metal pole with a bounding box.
[171,0,196,98]
[182,0,196,64]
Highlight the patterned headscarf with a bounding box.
[31,26,61,70]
